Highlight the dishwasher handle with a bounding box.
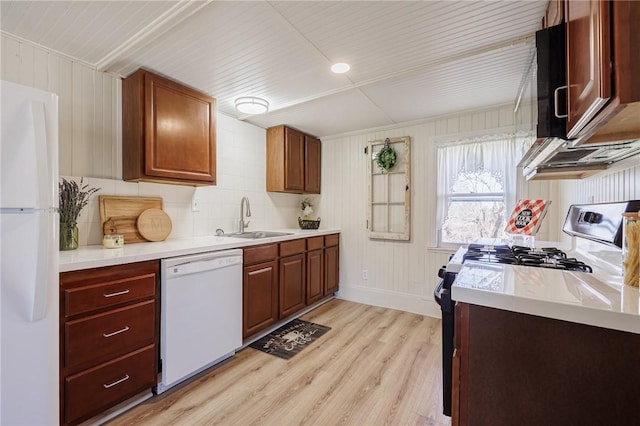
[166,254,242,278]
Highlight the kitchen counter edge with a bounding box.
[59,228,341,273]
[451,263,640,335]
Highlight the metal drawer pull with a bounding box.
[103,326,130,338]
[103,374,130,389]
[103,289,130,298]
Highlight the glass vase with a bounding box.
[60,222,79,251]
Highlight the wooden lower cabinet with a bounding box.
[60,261,159,425]
[279,253,306,318]
[306,249,324,304]
[242,234,340,339]
[243,260,278,338]
[453,302,640,425]
[65,345,156,424]
[324,236,339,295]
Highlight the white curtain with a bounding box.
[436,133,533,238]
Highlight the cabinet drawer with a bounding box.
[280,239,306,257]
[307,236,324,250]
[65,344,156,425]
[325,234,339,247]
[65,300,155,370]
[64,273,156,317]
[244,244,278,266]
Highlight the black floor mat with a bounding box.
[249,319,331,360]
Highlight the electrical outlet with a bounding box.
[191,197,200,212]
[362,269,369,280]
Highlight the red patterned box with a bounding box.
[505,199,552,236]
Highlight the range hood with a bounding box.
[519,138,640,180]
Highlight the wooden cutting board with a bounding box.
[137,208,172,242]
[103,216,145,243]
[99,196,163,243]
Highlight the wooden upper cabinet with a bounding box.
[565,0,611,139]
[563,0,640,144]
[267,125,321,194]
[284,127,305,192]
[122,69,217,186]
[304,135,321,194]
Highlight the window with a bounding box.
[436,134,533,245]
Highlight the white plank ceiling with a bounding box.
[0,0,547,137]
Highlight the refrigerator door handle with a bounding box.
[31,101,52,209]
[31,212,57,321]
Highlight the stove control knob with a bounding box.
[438,266,446,278]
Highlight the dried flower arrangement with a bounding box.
[58,178,100,226]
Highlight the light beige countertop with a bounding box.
[60,228,340,272]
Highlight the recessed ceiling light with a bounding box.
[235,97,269,114]
[331,62,350,74]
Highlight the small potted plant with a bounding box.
[58,178,99,250]
[299,198,320,229]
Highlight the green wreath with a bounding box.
[376,139,396,171]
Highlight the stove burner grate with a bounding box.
[462,245,592,272]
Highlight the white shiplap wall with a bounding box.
[1,34,120,178]
[574,166,640,204]
[319,104,558,318]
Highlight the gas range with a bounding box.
[445,237,591,272]
[433,200,640,418]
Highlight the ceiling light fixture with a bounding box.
[235,96,269,114]
[331,62,350,74]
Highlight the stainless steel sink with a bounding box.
[224,231,293,239]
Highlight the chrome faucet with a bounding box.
[239,196,251,233]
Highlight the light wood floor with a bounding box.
[109,299,451,426]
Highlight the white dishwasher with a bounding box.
[157,249,243,394]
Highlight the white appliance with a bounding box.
[158,249,243,393]
[0,81,59,424]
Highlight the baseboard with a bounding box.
[336,285,442,319]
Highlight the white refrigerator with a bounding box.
[0,80,59,425]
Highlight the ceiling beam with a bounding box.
[96,0,212,74]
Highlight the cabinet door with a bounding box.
[324,245,339,295]
[304,136,321,194]
[565,0,611,138]
[451,348,460,426]
[279,254,306,318]
[306,249,324,305]
[454,303,470,426]
[284,127,305,192]
[144,72,217,183]
[243,261,278,338]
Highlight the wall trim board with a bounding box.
[336,285,442,319]
[2,30,97,72]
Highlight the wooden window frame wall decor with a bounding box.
[367,136,411,240]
